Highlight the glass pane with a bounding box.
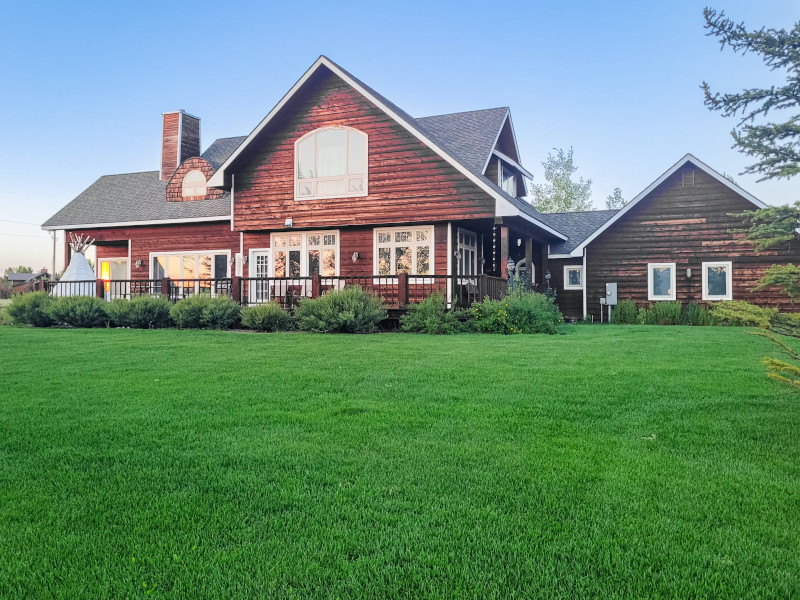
[348,178,363,193]
[316,129,347,177]
[316,179,346,196]
[416,246,430,275]
[214,255,228,278]
[416,229,429,242]
[275,251,286,277]
[347,130,366,175]
[198,255,212,279]
[322,249,336,276]
[308,249,320,276]
[708,265,728,296]
[298,182,313,197]
[307,234,321,246]
[395,247,412,274]
[167,255,181,280]
[652,267,672,297]
[288,250,301,277]
[274,235,286,248]
[109,260,127,279]
[378,232,391,244]
[378,247,391,275]
[323,234,336,246]
[568,269,581,286]
[297,137,315,179]
[182,255,195,280]
[288,235,301,248]
[153,257,165,279]
[395,231,412,243]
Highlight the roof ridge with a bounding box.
[416,107,509,120]
[99,170,160,177]
[544,208,619,216]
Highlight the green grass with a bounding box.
[0,326,798,599]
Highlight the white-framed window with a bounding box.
[150,250,230,280]
[702,261,733,301]
[295,127,367,200]
[271,231,339,277]
[563,265,583,290]
[648,262,676,301]
[374,226,434,276]
[182,170,207,197]
[501,164,516,197]
[457,228,478,276]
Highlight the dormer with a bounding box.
[483,112,532,198]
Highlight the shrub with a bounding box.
[638,301,683,325]
[681,301,712,326]
[294,286,386,333]
[107,296,172,329]
[710,300,777,328]
[612,299,637,324]
[770,312,800,337]
[48,296,109,328]
[471,291,563,335]
[401,293,467,334]
[7,292,55,327]
[170,294,241,329]
[241,302,293,332]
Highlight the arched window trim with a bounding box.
[182,169,207,198]
[294,126,368,201]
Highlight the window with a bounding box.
[648,262,676,301]
[272,231,339,277]
[563,265,583,290]
[375,226,434,276]
[702,261,732,301]
[457,229,478,276]
[151,251,229,280]
[501,165,516,197]
[182,170,207,197]
[295,127,367,200]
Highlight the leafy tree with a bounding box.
[701,8,800,181]
[531,147,592,213]
[754,264,800,302]
[4,265,33,276]
[605,187,626,210]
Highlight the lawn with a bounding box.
[0,326,797,599]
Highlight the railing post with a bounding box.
[311,274,320,298]
[161,277,170,299]
[398,272,408,306]
[96,279,104,299]
[231,275,241,304]
[479,274,487,301]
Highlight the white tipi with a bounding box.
[53,234,96,296]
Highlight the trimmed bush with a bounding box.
[637,301,683,325]
[710,300,778,328]
[471,291,563,335]
[241,302,293,332]
[401,293,467,334]
[107,296,172,329]
[294,286,386,333]
[170,294,241,329]
[49,296,109,328]
[612,299,637,324]
[681,301,712,326]
[7,292,55,327]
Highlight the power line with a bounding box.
[0,219,41,226]
[0,233,51,239]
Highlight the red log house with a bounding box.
[43,56,799,318]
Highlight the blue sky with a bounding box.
[0,0,797,272]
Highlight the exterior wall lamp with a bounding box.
[284,218,293,228]
[686,268,692,278]
[134,260,144,268]
[352,251,359,262]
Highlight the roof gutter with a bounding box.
[41,215,231,231]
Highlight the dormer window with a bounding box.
[182,170,207,197]
[501,164,516,197]
[295,127,367,200]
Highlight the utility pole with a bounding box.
[51,231,56,279]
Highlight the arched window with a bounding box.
[295,127,367,200]
[182,170,207,197]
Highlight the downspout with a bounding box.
[582,247,588,319]
[447,222,452,309]
[230,173,235,231]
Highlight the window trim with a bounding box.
[294,126,368,201]
[702,261,733,301]
[148,249,231,279]
[647,262,677,301]
[373,225,435,277]
[457,228,478,277]
[563,265,584,290]
[269,230,340,277]
[182,169,207,198]
[96,257,130,280]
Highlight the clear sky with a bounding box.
[0,0,797,273]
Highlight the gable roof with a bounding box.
[202,136,247,170]
[556,153,769,258]
[545,209,620,255]
[207,56,566,241]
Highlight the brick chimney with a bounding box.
[160,110,201,181]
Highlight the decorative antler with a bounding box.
[68,233,95,254]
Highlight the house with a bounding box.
[546,154,800,320]
[7,270,49,294]
[42,56,565,305]
[42,56,796,315]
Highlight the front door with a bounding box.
[99,258,129,299]
[250,250,270,303]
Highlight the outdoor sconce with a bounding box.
[517,238,522,247]
[352,251,359,262]
[134,260,144,268]
[545,270,552,291]
[686,268,692,278]
[284,217,293,228]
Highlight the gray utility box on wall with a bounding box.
[605,283,618,306]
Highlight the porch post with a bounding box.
[231,275,241,304]
[311,274,320,298]
[397,272,408,306]
[541,245,549,288]
[95,279,104,299]
[525,237,534,284]
[499,227,509,279]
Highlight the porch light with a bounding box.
[284,218,293,228]
[352,251,359,262]
[517,238,522,247]
[134,260,143,268]
[686,268,692,278]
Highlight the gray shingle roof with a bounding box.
[42,171,230,228]
[416,108,508,175]
[202,136,247,170]
[545,209,619,254]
